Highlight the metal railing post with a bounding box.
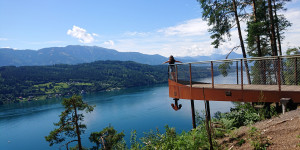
[295,57,298,85]
[236,61,239,85]
[241,59,243,90]
[277,57,281,92]
[175,64,178,82]
[211,61,214,88]
[168,65,170,79]
[189,64,192,86]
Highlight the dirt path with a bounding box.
[219,108,300,150]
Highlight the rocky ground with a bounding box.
[218,107,300,150]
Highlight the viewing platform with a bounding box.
[168,55,300,103]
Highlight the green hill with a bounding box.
[0,61,167,104]
[0,45,167,66]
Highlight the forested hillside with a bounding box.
[0,61,168,104]
[0,45,167,66]
[0,60,219,104]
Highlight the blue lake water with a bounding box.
[0,74,236,150]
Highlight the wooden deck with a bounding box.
[169,80,300,103]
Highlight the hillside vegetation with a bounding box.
[0,61,168,104]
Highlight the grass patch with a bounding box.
[34,82,92,95]
[236,139,246,146]
[248,127,270,150]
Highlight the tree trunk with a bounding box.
[268,0,278,56]
[273,0,282,56]
[233,0,252,84]
[252,0,266,84]
[273,0,285,84]
[73,103,83,150]
[252,0,262,57]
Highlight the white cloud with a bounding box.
[280,8,300,54]
[0,46,19,50]
[92,33,99,37]
[104,8,300,58]
[158,18,208,36]
[108,18,214,57]
[67,26,96,43]
[112,17,238,57]
[0,38,8,41]
[103,40,114,47]
[124,31,149,37]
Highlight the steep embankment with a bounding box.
[219,108,300,150]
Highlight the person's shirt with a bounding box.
[169,59,175,64]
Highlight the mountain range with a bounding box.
[0,45,243,66]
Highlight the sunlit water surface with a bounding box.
[0,74,236,149]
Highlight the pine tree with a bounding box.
[197,0,251,84]
[273,0,292,56]
[268,0,278,56]
[89,126,125,150]
[45,95,95,150]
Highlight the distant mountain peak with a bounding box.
[0,45,167,66]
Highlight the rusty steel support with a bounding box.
[205,100,213,150]
[176,64,178,83]
[189,63,196,128]
[189,64,192,86]
[211,61,214,88]
[191,100,196,129]
[295,58,298,85]
[236,61,239,84]
[277,57,281,92]
[241,59,243,90]
[168,55,300,103]
[202,87,213,150]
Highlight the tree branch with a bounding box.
[226,45,240,59]
[59,140,78,150]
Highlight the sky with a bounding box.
[0,0,300,57]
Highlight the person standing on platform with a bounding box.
[163,55,182,80]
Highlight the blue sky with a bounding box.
[0,0,300,57]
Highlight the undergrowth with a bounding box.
[87,103,278,149]
[248,127,270,150]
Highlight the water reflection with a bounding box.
[0,82,234,150]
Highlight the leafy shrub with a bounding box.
[222,103,262,128]
[89,125,125,150]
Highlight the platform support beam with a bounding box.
[280,98,291,114]
[191,100,196,129]
[205,100,213,150]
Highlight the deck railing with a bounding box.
[168,55,300,91]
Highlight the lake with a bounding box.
[0,74,236,150]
